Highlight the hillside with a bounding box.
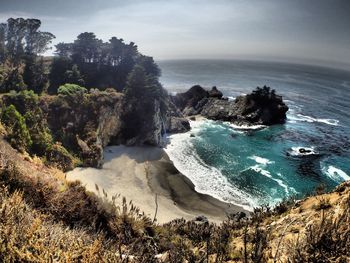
[0,136,349,262]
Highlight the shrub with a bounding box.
[24,108,54,155]
[58,83,87,96]
[1,104,32,152]
[45,143,79,171]
[6,89,39,114]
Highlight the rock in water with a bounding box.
[171,85,288,126]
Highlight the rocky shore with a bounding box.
[171,85,289,126]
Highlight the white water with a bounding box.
[164,120,257,211]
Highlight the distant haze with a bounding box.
[0,0,349,70]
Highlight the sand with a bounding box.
[66,145,247,224]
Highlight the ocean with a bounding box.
[158,59,350,210]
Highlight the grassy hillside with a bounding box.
[0,136,349,262]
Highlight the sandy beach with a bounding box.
[66,145,247,224]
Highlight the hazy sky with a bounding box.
[0,0,349,68]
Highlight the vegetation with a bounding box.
[49,33,160,93]
[58,83,87,96]
[249,85,279,103]
[0,18,55,93]
[0,148,349,262]
[1,104,32,152]
[0,16,349,262]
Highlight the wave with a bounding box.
[228,123,267,131]
[287,113,339,126]
[249,162,292,196]
[165,121,257,211]
[321,164,350,182]
[248,165,290,197]
[249,155,274,165]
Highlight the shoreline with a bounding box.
[66,145,248,224]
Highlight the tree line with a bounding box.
[0,17,163,98]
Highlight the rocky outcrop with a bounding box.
[208,86,223,99]
[164,98,191,133]
[172,85,289,126]
[171,85,208,114]
[39,90,124,167]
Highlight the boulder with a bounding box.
[167,117,191,133]
[172,85,208,111]
[208,86,223,98]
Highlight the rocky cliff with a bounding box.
[172,85,289,126]
[1,89,190,168]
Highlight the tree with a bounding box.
[1,104,32,152]
[48,57,73,94]
[137,55,160,77]
[2,68,26,92]
[72,32,101,64]
[0,18,55,93]
[0,23,6,63]
[6,18,27,65]
[63,64,84,86]
[51,32,142,91]
[24,107,53,155]
[23,56,48,94]
[55,42,73,57]
[123,64,148,99]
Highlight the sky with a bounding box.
[0,0,349,69]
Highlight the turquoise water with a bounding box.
[160,60,350,209]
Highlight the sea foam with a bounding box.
[321,164,350,182]
[288,113,339,126]
[164,120,257,211]
[289,146,319,157]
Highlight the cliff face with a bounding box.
[40,90,189,167]
[40,90,124,167]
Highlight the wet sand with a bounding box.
[66,145,247,224]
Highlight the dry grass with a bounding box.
[0,138,350,262]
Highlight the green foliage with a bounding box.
[47,56,73,94]
[23,56,48,94]
[251,85,277,100]
[24,108,53,155]
[1,104,32,152]
[6,89,38,113]
[58,83,87,96]
[0,18,54,93]
[3,90,54,155]
[136,55,161,77]
[1,68,27,92]
[45,143,78,171]
[124,64,164,101]
[63,64,84,86]
[51,33,141,91]
[123,64,148,99]
[2,18,55,63]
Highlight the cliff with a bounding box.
[1,89,190,168]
